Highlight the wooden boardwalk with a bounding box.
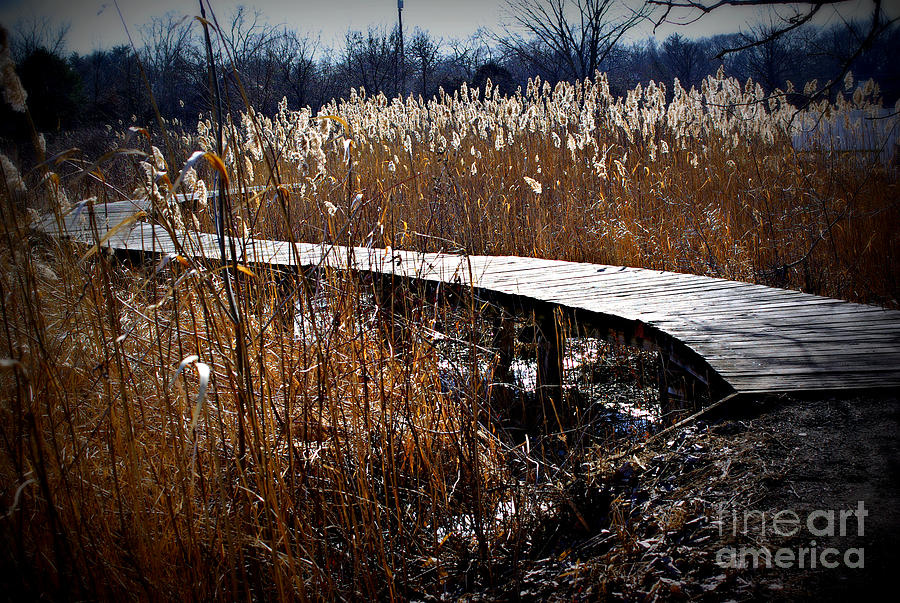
[39,200,900,398]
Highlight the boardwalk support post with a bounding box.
[658,348,711,418]
[372,276,407,349]
[491,314,516,386]
[536,309,564,407]
[268,266,305,334]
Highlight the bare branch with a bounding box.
[647,0,897,109]
[498,0,651,81]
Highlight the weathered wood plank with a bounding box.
[36,218,900,397]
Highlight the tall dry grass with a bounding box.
[1,13,898,599]
[206,70,898,305]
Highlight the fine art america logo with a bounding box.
[715,501,867,569]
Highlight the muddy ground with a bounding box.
[465,392,899,601]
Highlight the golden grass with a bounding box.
[1,60,898,598]
[194,73,898,305]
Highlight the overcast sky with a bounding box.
[0,0,887,56]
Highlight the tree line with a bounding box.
[2,2,898,146]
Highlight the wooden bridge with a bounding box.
[38,198,900,404]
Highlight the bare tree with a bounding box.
[445,30,495,83]
[69,45,148,122]
[648,0,899,101]
[314,47,348,107]
[408,28,441,98]
[343,26,401,95]
[739,21,803,91]
[809,19,900,101]
[220,6,282,112]
[600,41,650,93]
[9,15,69,62]
[498,0,651,82]
[139,12,198,118]
[658,32,710,89]
[269,28,319,108]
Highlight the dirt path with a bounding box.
[740,394,900,600]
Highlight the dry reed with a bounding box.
[1,17,897,598]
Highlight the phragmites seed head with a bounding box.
[194,178,208,209]
[151,146,166,172]
[0,26,27,113]
[45,172,70,211]
[139,161,155,184]
[863,78,875,98]
[183,167,197,192]
[804,79,818,97]
[523,176,542,194]
[689,152,699,169]
[1,153,26,196]
[33,259,57,281]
